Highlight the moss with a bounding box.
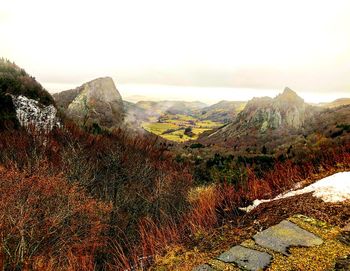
[208,259,240,271]
[265,215,350,271]
[152,245,214,271]
[226,215,350,271]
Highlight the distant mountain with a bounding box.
[199,88,350,153]
[123,100,148,128]
[319,98,350,108]
[135,100,207,116]
[124,100,247,124]
[196,100,246,122]
[0,58,57,130]
[240,87,313,131]
[53,77,125,128]
[124,95,158,103]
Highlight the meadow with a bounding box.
[142,114,222,142]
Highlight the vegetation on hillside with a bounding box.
[197,100,246,123]
[0,120,349,270]
[1,60,349,270]
[0,124,192,270]
[0,58,55,130]
[0,58,54,105]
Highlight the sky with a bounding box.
[1,0,350,104]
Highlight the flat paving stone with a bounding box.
[253,220,323,255]
[192,264,215,271]
[217,245,272,271]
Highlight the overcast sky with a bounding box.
[1,0,350,103]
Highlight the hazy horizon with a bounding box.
[44,81,349,105]
[1,0,350,103]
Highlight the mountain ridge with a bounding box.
[197,87,345,153]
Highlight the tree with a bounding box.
[184,127,194,137]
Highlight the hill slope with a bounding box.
[0,58,55,130]
[195,100,246,122]
[199,88,350,154]
[320,98,350,108]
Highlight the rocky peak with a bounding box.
[245,97,273,109]
[237,88,310,132]
[82,77,122,103]
[54,77,125,128]
[281,87,298,97]
[275,87,304,105]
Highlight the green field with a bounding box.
[142,114,222,142]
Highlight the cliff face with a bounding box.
[199,88,320,151]
[54,77,125,128]
[239,88,308,132]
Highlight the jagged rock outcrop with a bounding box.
[54,77,125,128]
[239,87,308,132]
[199,88,320,151]
[11,95,60,132]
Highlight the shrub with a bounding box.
[189,143,204,149]
[0,165,111,270]
[0,125,193,270]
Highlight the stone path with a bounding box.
[193,215,350,271]
[217,245,272,271]
[253,220,323,256]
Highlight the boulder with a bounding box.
[11,95,60,132]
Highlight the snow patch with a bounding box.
[11,95,60,132]
[240,171,350,212]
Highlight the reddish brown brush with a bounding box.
[0,165,111,270]
[0,125,349,270]
[120,142,350,270]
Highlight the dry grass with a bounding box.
[0,125,349,270]
[144,144,350,271]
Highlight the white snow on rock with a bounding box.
[240,171,350,212]
[11,95,60,132]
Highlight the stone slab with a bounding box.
[253,220,323,255]
[217,245,272,271]
[192,264,215,271]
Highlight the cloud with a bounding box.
[1,0,349,97]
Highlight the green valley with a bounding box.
[142,114,222,142]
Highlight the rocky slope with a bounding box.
[0,58,58,131]
[11,95,60,131]
[237,87,312,132]
[319,98,350,108]
[196,100,246,123]
[198,88,325,152]
[54,77,125,128]
[206,87,314,133]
